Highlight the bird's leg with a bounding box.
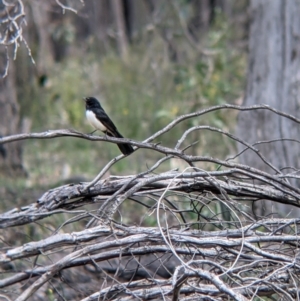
[89,129,97,135]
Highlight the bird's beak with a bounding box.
[82,97,86,102]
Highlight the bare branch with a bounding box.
[2,105,300,300]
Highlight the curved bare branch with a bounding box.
[1,105,300,300]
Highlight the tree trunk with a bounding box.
[75,0,112,54]
[30,0,54,75]
[0,53,26,177]
[111,0,129,61]
[237,0,300,217]
[189,0,212,40]
[188,0,235,40]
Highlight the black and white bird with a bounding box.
[83,97,134,155]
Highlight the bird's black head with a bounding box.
[83,97,101,109]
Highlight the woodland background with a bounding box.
[0,0,247,184]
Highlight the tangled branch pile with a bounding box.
[1,104,300,301]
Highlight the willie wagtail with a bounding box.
[83,97,134,155]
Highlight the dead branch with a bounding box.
[1,105,300,300]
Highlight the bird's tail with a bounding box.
[108,131,134,155]
[117,142,134,155]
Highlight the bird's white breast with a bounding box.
[86,110,107,132]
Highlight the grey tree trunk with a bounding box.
[111,0,129,61]
[237,0,300,217]
[30,1,54,74]
[0,56,26,177]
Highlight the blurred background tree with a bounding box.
[237,0,300,217]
